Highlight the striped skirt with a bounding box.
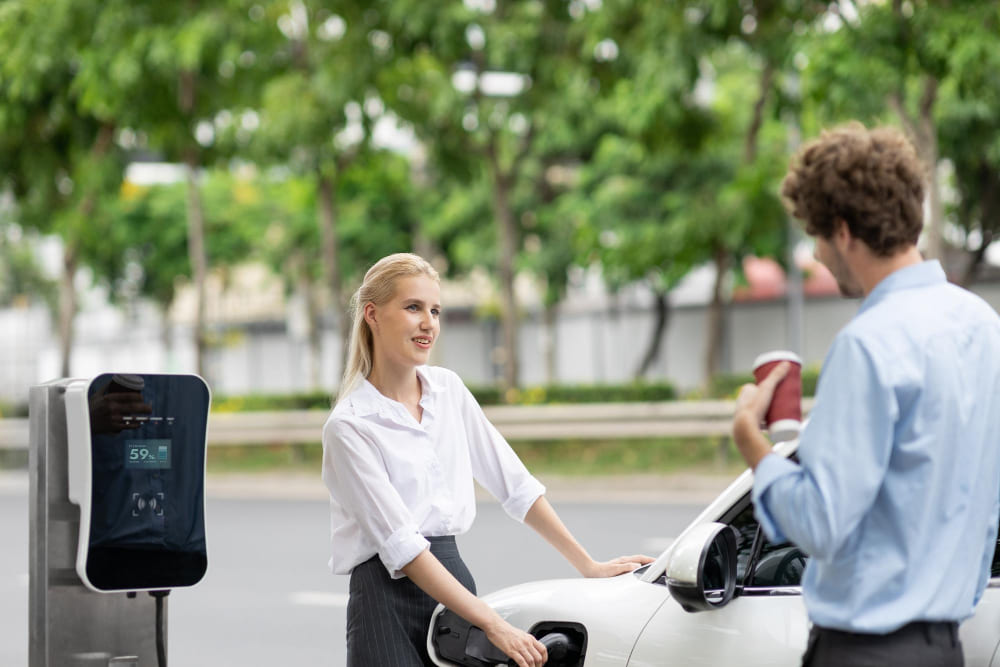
[346,536,476,667]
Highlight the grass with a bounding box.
[203,437,747,476]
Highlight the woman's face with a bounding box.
[366,274,441,371]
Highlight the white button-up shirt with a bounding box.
[322,366,546,578]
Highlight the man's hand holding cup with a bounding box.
[747,351,803,442]
[732,350,803,470]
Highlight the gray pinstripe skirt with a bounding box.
[346,536,476,667]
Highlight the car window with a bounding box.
[727,500,761,583]
[725,498,808,588]
[727,490,1000,588]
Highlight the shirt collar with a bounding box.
[858,260,946,315]
[345,366,444,420]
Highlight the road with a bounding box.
[1,474,706,666]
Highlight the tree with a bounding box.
[802,0,999,272]
[247,0,386,378]
[691,0,830,383]
[253,152,424,388]
[98,171,270,369]
[0,0,125,376]
[563,1,800,383]
[379,0,599,391]
[72,0,271,379]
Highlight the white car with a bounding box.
[428,438,1000,666]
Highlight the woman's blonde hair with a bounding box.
[336,253,440,403]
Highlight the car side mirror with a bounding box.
[666,522,738,613]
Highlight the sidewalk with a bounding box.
[0,468,739,505]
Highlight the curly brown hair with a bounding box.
[780,123,926,257]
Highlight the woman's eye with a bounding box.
[431,309,440,316]
[406,304,418,311]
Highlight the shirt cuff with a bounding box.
[501,477,547,523]
[379,525,431,579]
[751,453,800,544]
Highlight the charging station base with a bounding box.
[29,382,164,666]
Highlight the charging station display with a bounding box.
[66,373,211,593]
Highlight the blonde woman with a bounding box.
[322,253,651,667]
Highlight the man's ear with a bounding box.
[832,218,852,251]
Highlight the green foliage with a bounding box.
[212,390,334,413]
[5,0,1000,395]
[498,382,678,406]
[100,171,270,308]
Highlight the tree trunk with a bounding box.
[317,172,346,371]
[178,68,208,379]
[58,245,78,377]
[744,60,775,164]
[160,308,175,372]
[184,158,208,379]
[887,53,942,260]
[963,165,1000,287]
[961,230,993,288]
[701,60,771,387]
[56,123,116,377]
[705,247,730,385]
[303,276,323,390]
[543,302,557,384]
[916,78,943,262]
[635,290,670,379]
[486,150,520,393]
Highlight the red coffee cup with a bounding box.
[752,350,803,442]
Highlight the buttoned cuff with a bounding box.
[501,477,547,523]
[379,525,431,579]
[752,453,799,544]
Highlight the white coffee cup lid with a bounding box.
[753,350,802,369]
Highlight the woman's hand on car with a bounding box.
[484,618,548,667]
[582,554,655,578]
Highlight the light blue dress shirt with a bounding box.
[754,260,1000,633]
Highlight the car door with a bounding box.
[629,492,1000,667]
[627,494,809,667]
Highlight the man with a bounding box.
[732,123,1000,666]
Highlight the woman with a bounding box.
[322,253,651,667]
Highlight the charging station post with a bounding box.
[29,374,210,666]
[30,380,161,666]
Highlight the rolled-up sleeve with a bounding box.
[458,385,545,522]
[752,334,896,559]
[322,418,430,577]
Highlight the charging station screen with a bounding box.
[85,373,209,591]
[124,439,172,469]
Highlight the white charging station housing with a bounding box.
[65,372,211,593]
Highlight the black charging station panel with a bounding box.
[76,373,210,592]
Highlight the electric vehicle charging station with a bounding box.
[29,373,210,667]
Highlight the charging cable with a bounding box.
[149,590,170,667]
